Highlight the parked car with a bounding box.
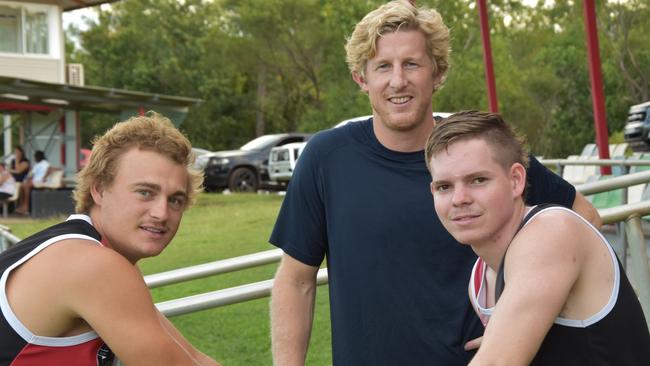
[267,113,452,185]
[203,133,311,192]
[191,147,213,170]
[624,101,650,151]
[268,142,307,184]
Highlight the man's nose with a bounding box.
[389,67,408,89]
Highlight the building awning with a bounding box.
[0,77,202,124]
[59,1,120,12]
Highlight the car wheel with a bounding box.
[228,167,258,193]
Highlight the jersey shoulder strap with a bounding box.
[494,203,561,303]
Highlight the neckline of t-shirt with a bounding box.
[358,118,425,162]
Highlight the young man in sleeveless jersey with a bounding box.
[0,113,221,365]
[426,110,650,365]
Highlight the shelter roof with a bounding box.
[58,0,120,12]
[0,77,201,114]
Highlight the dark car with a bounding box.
[624,101,650,151]
[203,133,311,192]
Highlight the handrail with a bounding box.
[0,225,20,252]
[540,158,650,167]
[599,200,650,224]
[145,249,283,288]
[4,169,650,285]
[155,201,650,319]
[145,170,650,288]
[140,170,650,289]
[156,268,329,317]
[575,169,650,196]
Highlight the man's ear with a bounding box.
[90,181,104,206]
[510,163,527,197]
[352,71,369,93]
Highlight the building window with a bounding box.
[0,3,51,55]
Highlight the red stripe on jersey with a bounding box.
[10,338,106,366]
[473,258,484,298]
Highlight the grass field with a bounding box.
[5,193,333,365]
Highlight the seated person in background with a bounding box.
[0,162,16,201]
[0,113,221,365]
[9,146,29,183]
[425,110,650,365]
[15,150,49,215]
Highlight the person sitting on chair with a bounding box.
[9,146,30,183]
[15,150,49,215]
[0,162,16,201]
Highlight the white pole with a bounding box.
[3,114,11,159]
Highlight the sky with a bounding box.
[62,6,103,31]
[62,1,550,31]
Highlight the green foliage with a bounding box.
[66,0,650,155]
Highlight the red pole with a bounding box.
[477,0,499,113]
[583,0,611,175]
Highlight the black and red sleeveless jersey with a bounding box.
[0,214,116,366]
[469,205,650,365]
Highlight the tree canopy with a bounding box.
[68,0,650,157]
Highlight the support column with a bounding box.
[477,0,499,113]
[583,0,611,175]
[3,114,11,158]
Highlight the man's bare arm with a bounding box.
[271,253,319,366]
[157,312,221,366]
[59,242,219,365]
[572,192,602,229]
[469,212,583,365]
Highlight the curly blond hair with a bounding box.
[73,112,203,213]
[345,0,450,91]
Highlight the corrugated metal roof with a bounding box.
[58,1,121,12]
[0,77,202,113]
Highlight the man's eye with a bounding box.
[472,177,487,184]
[137,190,152,198]
[405,62,419,69]
[435,184,449,192]
[169,196,186,209]
[376,63,390,71]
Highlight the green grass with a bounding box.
[4,193,332,365]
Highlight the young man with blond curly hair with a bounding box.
[0,113,220,365]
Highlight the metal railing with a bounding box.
[140,169,650,294]
[2,169,650,328]
[153,201,650,329]
[540,157,650,177]
[145,249,283,289]
[0,224,20,252]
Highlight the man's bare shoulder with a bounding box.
[511,208,588,253]
[505,208,589,280]
[12,238,145,301]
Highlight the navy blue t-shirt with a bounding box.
[270,118,576,365]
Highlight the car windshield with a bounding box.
[240,135,282,151]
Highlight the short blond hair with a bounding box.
[345,0,450,91]
[73,112,203,213]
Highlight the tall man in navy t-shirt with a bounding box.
[269,1,601,365]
